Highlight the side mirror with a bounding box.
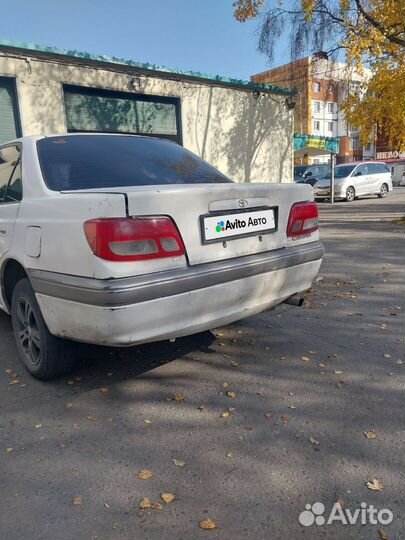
[355,171,362,176]
[306,171,313,177]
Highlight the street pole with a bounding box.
[330,153,335,204]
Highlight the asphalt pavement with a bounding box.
[1,188,404,540]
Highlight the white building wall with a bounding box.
[0,53,294,183]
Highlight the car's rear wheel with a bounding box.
[378,183,388,198]
[11,278,76,380]
[345,186,355,202]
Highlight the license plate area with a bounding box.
[200,206,278,244]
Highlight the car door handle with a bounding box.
[0,228,8,236]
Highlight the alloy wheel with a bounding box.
[15,297,42,366]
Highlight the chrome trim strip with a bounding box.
[28,241,324,307]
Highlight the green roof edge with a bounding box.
[0,38,295,96]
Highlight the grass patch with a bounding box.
[391,216,405,225]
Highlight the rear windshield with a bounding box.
[37,135,232,190]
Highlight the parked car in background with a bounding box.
[0,134,324,380]
[313,161,393,202]
[389,161,405,186]
[294,164,330,186]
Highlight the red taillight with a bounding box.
[286,202,319,238]
[83,217,186,261]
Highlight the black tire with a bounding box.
[11,278,76,380]
[378,183,388,198]
[345,186,355,202]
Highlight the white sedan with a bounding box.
[0,134,323,379]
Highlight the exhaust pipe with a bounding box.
[283,294,304,307]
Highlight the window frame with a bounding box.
[0,143,23,205]
[0,76,22,145]
[63,84,183,145]
[313,81,321,93]
[313,120,321,132]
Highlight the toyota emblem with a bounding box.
[238,199,248,208]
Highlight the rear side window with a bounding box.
[37,135,232,190]
[0,145,22,203]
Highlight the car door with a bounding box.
[352,164,370,196]
[367,163,382,193]
[0,144,22,309]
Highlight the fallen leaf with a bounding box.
[336,497,345,509]
[244,425,253,431]
[309,437,320,446]
[378,528,389,540]
[35,424,42,429]
[383,354,392,359]
[396,360,404,365]
[99,387,109,394]
[222,382,229,388]
[364,430,377,439]
[139,497,151,509]
[6,447,14,453]
[334,370,344,374]
[86,416,96,422]
[161,492,175,504]
[199,518,217,530]
[264,412,272,419]
[226,391,236,398]
[226,452,233,458]
[198,405,208,412]
[173,459,185,467]
[366,479,384,491]
[144,419,152,424]
[221,411,230,418]
[230,361,239,368]
[104,502,110,509]
[150,502,163,510]
[64,403,73,410]
[301,356,310,362]
[9,380,19,385]
[73,376,81,382]
[72,496,82,505]
[138,469,154,480]
[318,363,325,368]
[288,405,297,410]
[67,380,74,385]
[107,417,113,423]
[168,394,186,402]
[282,415,290,425]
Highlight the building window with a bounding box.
[313,81,321,93]
[328,122,333,133]
[63,85,182,144]
[328,84,334,94]
[350,138,360,151]
[0,77,22,144]
[313,120,321,132]
[364,142,371,151]
[313,101,321,113]
[327,102,335,113]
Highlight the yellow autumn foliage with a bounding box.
[234,0,405,149]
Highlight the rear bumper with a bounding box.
[29,241,324,346]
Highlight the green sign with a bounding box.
[294,134,339,154]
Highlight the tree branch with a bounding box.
[354,0,405,47]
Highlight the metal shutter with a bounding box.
[0,77,21,144]
[64,85,181,144]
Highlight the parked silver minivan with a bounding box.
[313,162,393,202]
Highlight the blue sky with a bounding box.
[0,0,290,80]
